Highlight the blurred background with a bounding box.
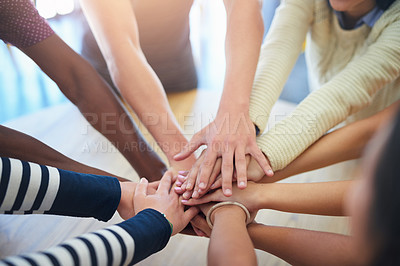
[0,0,309,123]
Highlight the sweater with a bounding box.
[0,157,171,265]
[249,0,400,171]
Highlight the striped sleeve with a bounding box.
[0,157,120,221]
[0,209,172,266]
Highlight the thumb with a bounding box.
[135,177,149,198]
[173,134,204,161]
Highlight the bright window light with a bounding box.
[36,0,75,19]
[56,0,75,15]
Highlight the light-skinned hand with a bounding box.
[117,180,159,220]
[173,113,273,197]
[181,182,262,213]
[133,171,199,235]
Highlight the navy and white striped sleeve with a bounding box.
[0,157,120,221]
[0,208,172,265]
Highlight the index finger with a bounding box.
[250,145,274,177]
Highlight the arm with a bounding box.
[20,34,167,180]
[208,205,257,266]
[0,164,198,265]
[247,224,356,266]
[1,209,172,266]
[0,156,122,220]
[0,125,122,179]
[247,102,399,183]
[182,181,352,216]
[256,19,400,171]
[79,0,195,171]
[175,0,271,197]
[249,0,314,133]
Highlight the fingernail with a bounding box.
[181,199,188,203]
[225,189,232,196]
[192,191,199,198]
[176,181,182,186]
[267,170,274,176]
[199,182,206,189]
[239,181,245,187]
[181,184,187,190]
[187,182,192,189]
[179,171,188,175]
[174,187,182,192]
[140,177,146,183]
[210,184,216,189]
[183,191,191,199]
[178,174,185,179]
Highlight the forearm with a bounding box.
[219,0,264,112]
[0,157,120,221]
[254,181,352,216]
[249,0,313,132]
[257,21,400,171]
[0,125,121,178]
[112,53,190,161]
[67,52,169,177]
[248,224,356,266]
[262,103,398,182]
[80,0,190,163]
[209,207,257,266]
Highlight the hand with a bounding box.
[174,112,273,197]
[181,182,262,212]
[209,155,267,189]
[134,171,199,235]
[177,149,222,199]
[117,180,160,220]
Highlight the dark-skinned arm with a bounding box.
[0,125,122,179]
[7,34,167,181]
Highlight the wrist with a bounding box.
[256,183,273,209]
[213,205,246,222]
[217,103,249,116]
[117,181,136,219]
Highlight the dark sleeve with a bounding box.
[0,209,171,266]
[0,0,54,48]
[0,157,120,222]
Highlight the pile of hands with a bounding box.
[118,114,275,236]
[117,152,274,237]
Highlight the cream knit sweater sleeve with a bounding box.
[249,0,314,132]
[255,15,400,171]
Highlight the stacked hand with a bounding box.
[116,153,267,236]
[173,112,273,199]
[181,182,262,213]
[174,155,268,200]
[118,171,199,235]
